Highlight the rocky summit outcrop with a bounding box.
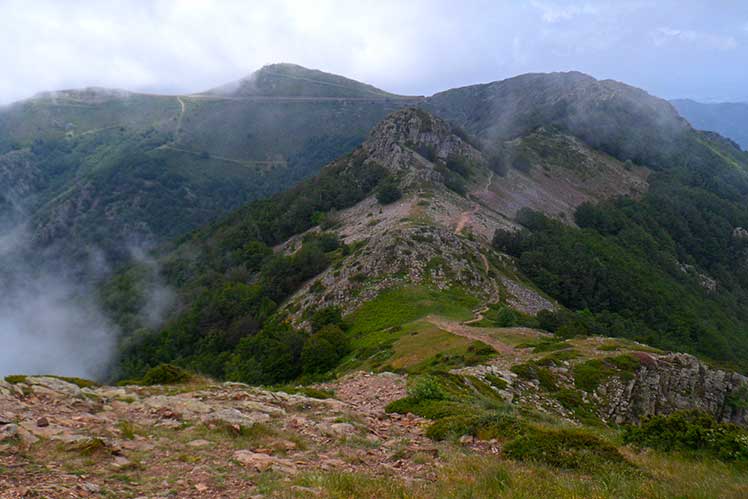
[600,353,748,425]
[362,107,483,187]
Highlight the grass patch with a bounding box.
[275,385,334,399]
[117,420,136,440]
[348,286,478,336]
[427,412,527,441]
[516,337,568,353]
[511,361,558,392]
[573,355,641,392]
[385,322,476,372]
[552,389,601,425]
[341,287,480,372]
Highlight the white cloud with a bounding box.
[531,1,599,23]
[0,0,746,104]
[653,27,738,51]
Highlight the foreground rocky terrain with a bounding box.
[3,319,748,498]
[0,372,442,498]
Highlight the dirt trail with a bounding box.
[426,315,514,354]
[455,171,494,235]
[174,96,186,143]
[158,144,288,168]
[464,304,491,326]
[453,171,501,328]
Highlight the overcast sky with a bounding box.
[0,0,746,105]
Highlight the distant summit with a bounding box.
[424,71,690,167]
[204,63,409,99]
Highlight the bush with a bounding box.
[572,359,612,392]
[426,415,477,440]
[301,335,339,374]
[386,398,466,420]
[225,322,304,385]
[376,179,402,205]
[445,154,471,178]
[301,324,349,375]
[140,364,192,385]
[310,306,345,332]
[443,173,466,195]
[504,427,627,470]
[409,375,447,401]
[427,412,527,441]
[623,410,748,461]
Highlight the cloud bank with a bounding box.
[0,0,746,104]
[0,227,173,380]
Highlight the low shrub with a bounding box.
[511,362,558,392]
[409,375,447,401]
[52,376,100,389]
[504,427,627,470]
[623,410,748,461]
[376,179,402,205]
[276,385,334,399]
[573,355,641,392]
[140,364,192,385]
[4,375,27,384]
[386,398,466,420]
[426,412,526,441]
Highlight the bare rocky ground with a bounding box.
[0,372,470,499]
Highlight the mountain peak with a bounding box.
[205,63,405,99]
[362,107,481,184]
[425,70,690,167]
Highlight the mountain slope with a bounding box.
[671,98,748,150]
[108,70,748,382]
[0,66,419,263]
[109,105,666,382]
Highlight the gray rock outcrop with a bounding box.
[600,353,748,425]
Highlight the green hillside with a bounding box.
[0,66,418,263]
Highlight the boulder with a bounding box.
[142,395,212,416]
[27,376,82,397]
[202,408,271,427]
[233,450,296,473]
[0,423,18,441]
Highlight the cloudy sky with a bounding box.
[0,0,746,104]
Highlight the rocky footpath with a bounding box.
[0,373,452,499]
